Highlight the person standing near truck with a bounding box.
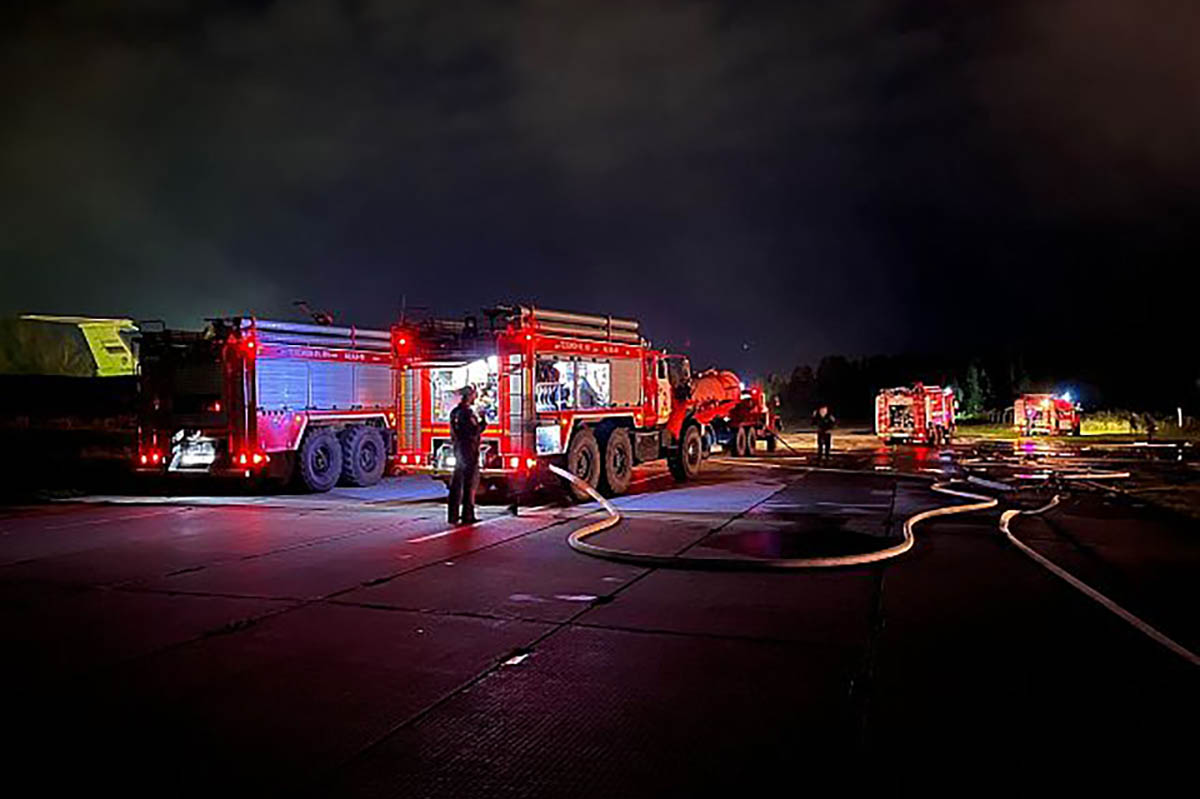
[812,404,836,460]
[448,384,487,525]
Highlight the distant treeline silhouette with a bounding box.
[765,351,1199,423]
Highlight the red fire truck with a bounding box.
[1013,393,1081,436]
[393,306,705,499]
[689,369,779,456]
[136,318,395,491]
[875,383,956,445]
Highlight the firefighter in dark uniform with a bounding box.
[448,384,487,525]
[812,404,836,460]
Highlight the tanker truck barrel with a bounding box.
[521,307,640,331]
[244,318,392,341]
[245,330,393,352]
[534,321,641,343]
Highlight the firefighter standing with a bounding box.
[812,405,836,460]
[448,384,487,525]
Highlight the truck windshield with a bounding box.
[664,356,690,389]
[889,404,914,429]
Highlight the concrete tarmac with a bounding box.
[0,449,1195,795]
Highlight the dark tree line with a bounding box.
[766,350,1200,424]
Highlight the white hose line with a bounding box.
[553,463,997,570]
[1057,470,1131,480]
[710,456,917,479]
[1000,498,1200,667]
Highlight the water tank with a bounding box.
[691,370,741,405]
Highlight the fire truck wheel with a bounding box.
[298,429,343,493]
[746,427,758,455]
[340,425,387,487]
[564,428,601,502]
[766,433,777,452]
[669,424,703,482]
[599,428,633,497]
[733,426,748,457]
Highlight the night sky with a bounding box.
[3,1,1198,381]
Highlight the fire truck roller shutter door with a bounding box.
[353,362,394,409]
[256,358,309,409]
[310,361,354,410]
[610,358,641,406]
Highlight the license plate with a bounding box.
[177,440,216,468]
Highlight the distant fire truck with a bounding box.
[136,318,395,491]
[393,306,706,499]
[875,383,956,445]
[689,369,779,456]
[1013,393,1081,436]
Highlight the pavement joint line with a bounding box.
[38,506,192,530]
[565,618,864,650]
[403,512,524,543]
[43,595,309,684]
[849,481,895,749]
[316,510,595,600]
[113,505,591,608]
[1037,509,1133,586]
[321,597,565,627]
[1000,499,1200,667]
[113,584,311,602]
[103,517,414,591]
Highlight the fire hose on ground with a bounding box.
[553,457,1199,666]
[549,463,997,570]
[1000,497,1199,667]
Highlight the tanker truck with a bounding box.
[689,369,779,456]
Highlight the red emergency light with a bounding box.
[392,328,414,357]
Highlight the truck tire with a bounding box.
[340,425,386,487]
[563,428,601,502]
[298,429,343,492]
[599,428,633,497]
[733,426,748,457]
[746,427,757,455]
[668,424,703,482]
[766,433,777,453]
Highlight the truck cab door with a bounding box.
[656,358,671,425]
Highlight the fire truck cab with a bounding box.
[136,318,395,491]
[1014,393,1081,436]
[393,306,705,499]
[875,383,956,445]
